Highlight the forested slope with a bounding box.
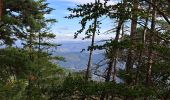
[0,0,170,100]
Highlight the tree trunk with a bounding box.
[125,0,139,85]
[144,0,156,100]
[105,19,123,82]
[0,0,3,20]
[85,17,97,81]
[100,19,124,100]
[83,1,99,100]
[135,4,150,85]
[85,0,98,81]
[124,0,138,100]
[146,0,156,86]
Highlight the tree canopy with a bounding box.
[0,0,170,100]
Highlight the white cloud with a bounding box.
[53,32,113,42]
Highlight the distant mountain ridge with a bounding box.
[55,52,104,71]
[54,41,105,71]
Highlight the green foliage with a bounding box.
[66,1,107,39]
[0,0,56,46]
[0,0,170,99]
[0,47,66,100]
[0,48,31,83]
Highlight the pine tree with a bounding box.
[66,0,108,80]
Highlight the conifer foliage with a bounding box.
[0,0,65,99]
[0,0,170,99]
[65,0,170,99]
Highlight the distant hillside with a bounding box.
[55,52,104,71]
[54,41,105,71]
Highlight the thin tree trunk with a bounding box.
[0,0,3,20]
[125,0,138,85]
[124,0,138,100]
[83,1,99,100]
[27,32,34,100]
[28,32,34,61]
[146,0,156,86]
[85,0,99,81]
[38,32,41,53]
[144,0,156,100]
[105,19,123,82]
[100,19,124,100]
[0,0,3,31]
[38,31,41,60]
[121,23,124,38]
[135,4,150,85]
[113,55,117,81]
[85,16,97,81]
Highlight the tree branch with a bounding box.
[143,0,170,25]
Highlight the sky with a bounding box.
[46,0,118,42]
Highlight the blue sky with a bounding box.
[46,0,118,42]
